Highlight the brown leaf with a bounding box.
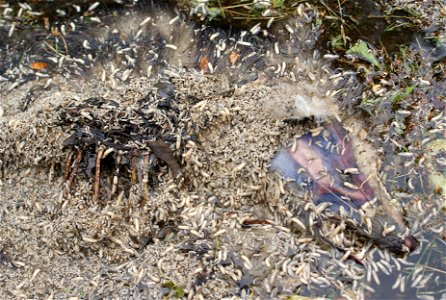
[51,27,60,37]
[148,140,181,177]
[30,61,48,70]
[198,55,209,72]
[229,51,239,65]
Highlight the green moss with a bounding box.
[390,85,414,103]
[272,0,285,9]
[346,40,382,69]
[330,34,345,51]
[162,280,186,298]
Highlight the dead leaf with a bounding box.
[229,51,239,65]
[51,27,60,36]
[30,61,48,70]
[198,55,209,73]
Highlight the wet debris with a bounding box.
[1,1,445,299]
[0,0,323,93]
[1,59,444,299]
[58,92,187,201]
[270,119,419,254]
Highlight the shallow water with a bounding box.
[1,1,445,299]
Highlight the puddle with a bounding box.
[366,231,446,299]
[314,0,420,52]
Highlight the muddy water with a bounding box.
[0,1,445,299]
[319,1,446,298]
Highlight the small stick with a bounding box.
[131,152,138,185]
[93,146,105,202]
[64,152,73,180]
[64,149,83,196]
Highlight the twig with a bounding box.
[64,148,83,196]
[142,154,150,205]
[64,152,73,180]
[131,152,138,185]
[93,146,105,202]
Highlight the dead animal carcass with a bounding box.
[269,120,419,254]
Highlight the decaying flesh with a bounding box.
[270,120,419,254]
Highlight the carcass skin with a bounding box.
[270,120,419,254]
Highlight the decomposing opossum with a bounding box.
[0,0,419,256]
[270,118,419,254]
